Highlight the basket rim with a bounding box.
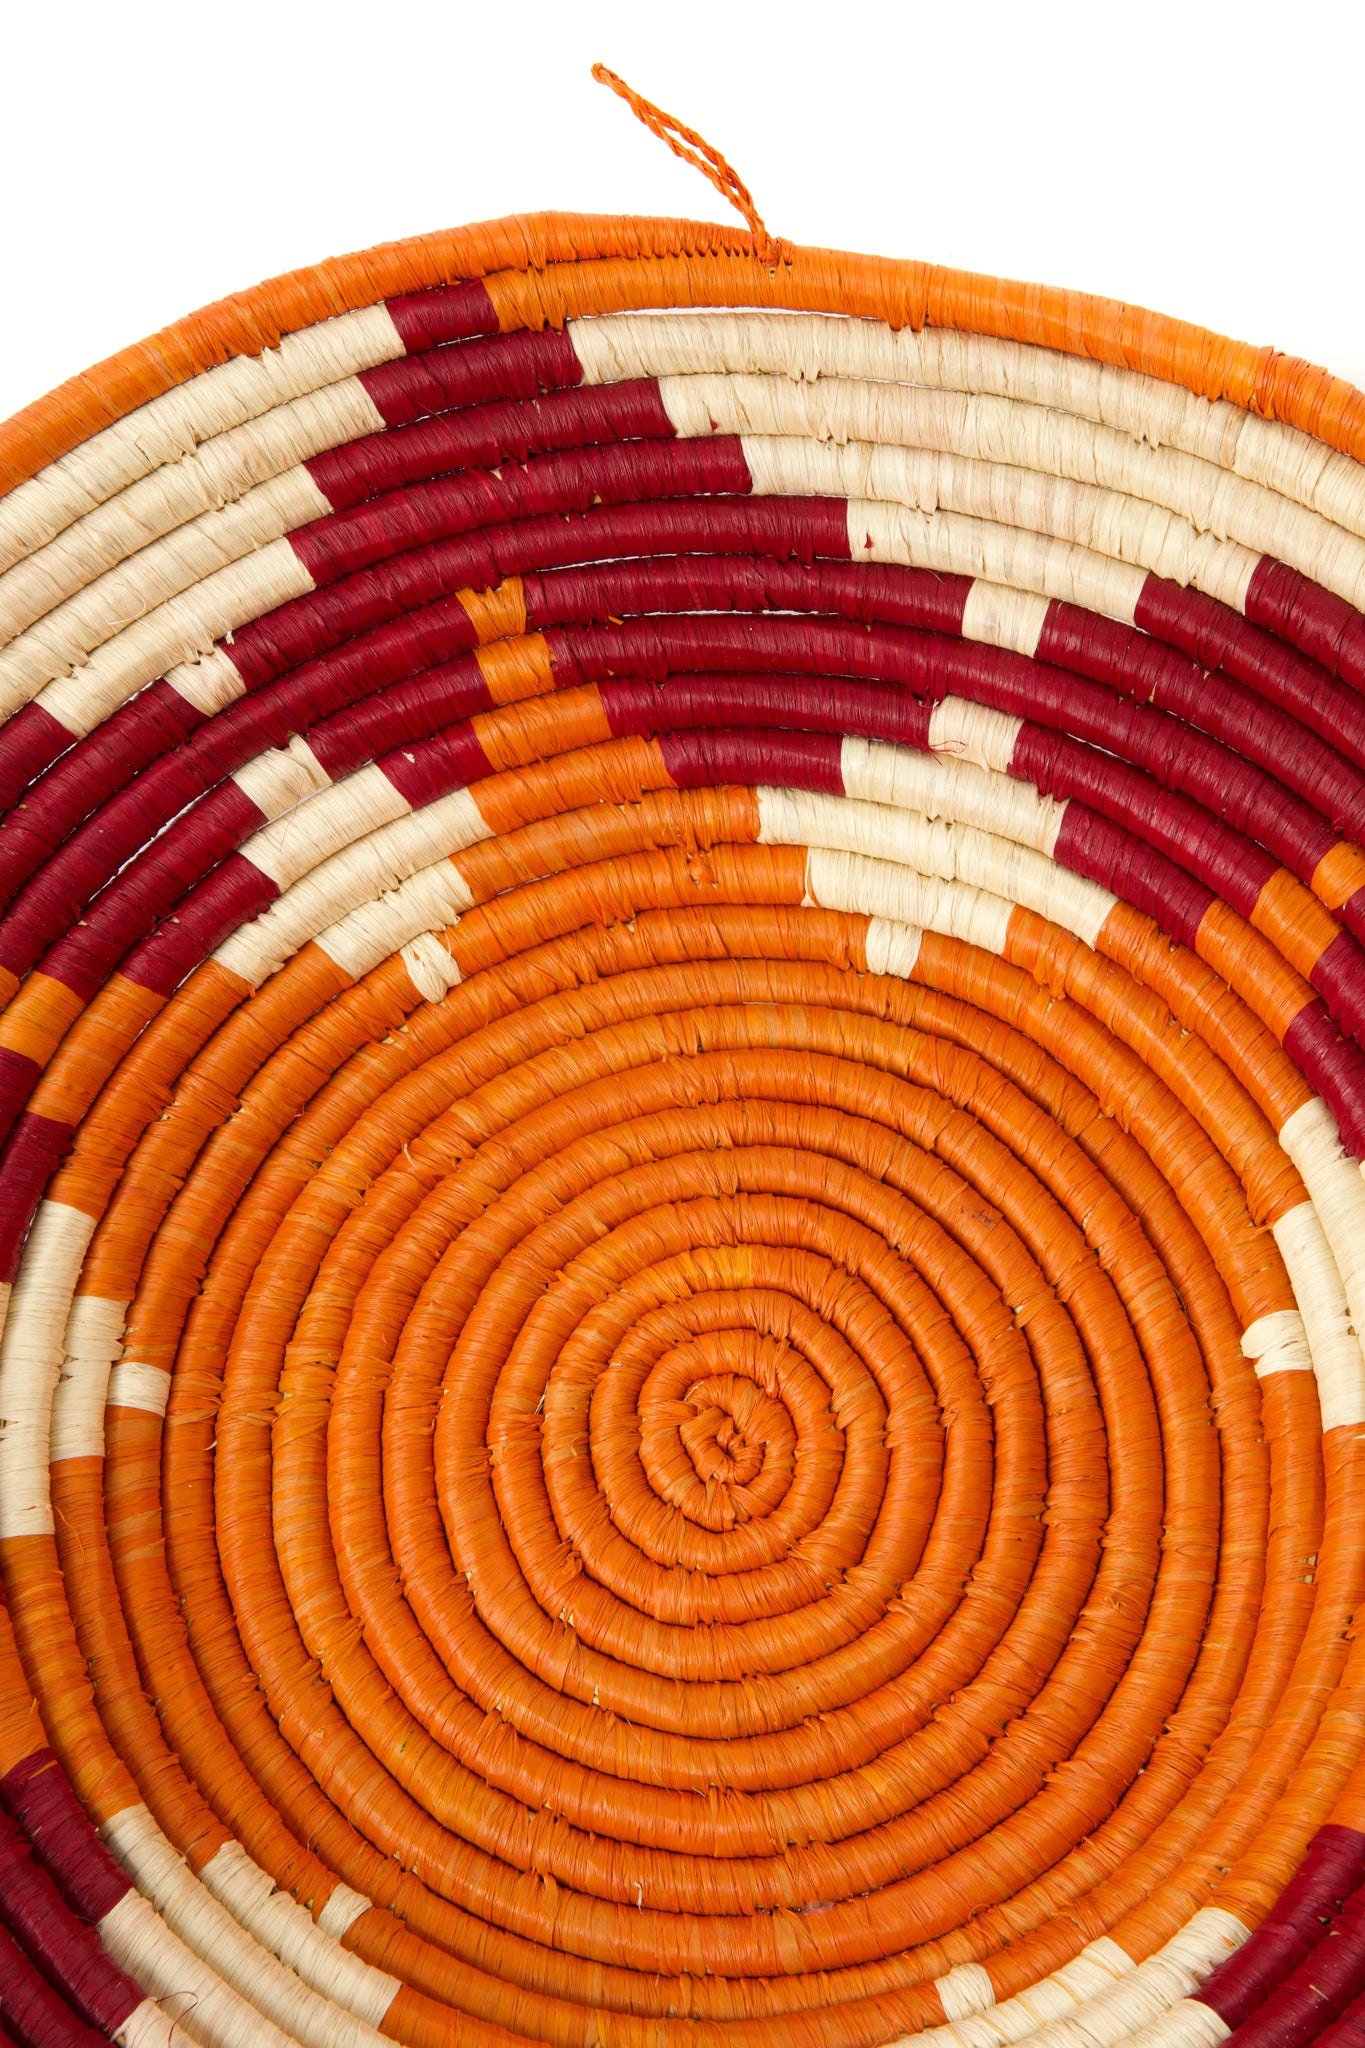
[4,207,1363,499]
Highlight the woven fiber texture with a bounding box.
[2,204,1365,2048]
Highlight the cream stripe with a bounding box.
[902,1909,1244,2048]
[101,1804,390,2047]
[1272,1198,1364,1431]
[804,843,1014,954]
[240,761,410,891]
[197,1840,399,2029]
[231,735,331,819]
[0,379,380,651]
[316,1884,373,1941]
[1118,2001,1231,2048]
[1240,1308,1315,1377]
[0,1201,95,1536]
[0,303,403,574]
[313,857,474,983]
[864,916,923,980]
[107,1358,173,1419]
[0,469,327,703]
[29,539,313,735]
[169,644,249,717]
[573,311,1365,544]
[752,438,1261,614]
[116,1998,191,2048]
[215,785,489,986]
[849,500,1146,623]
[962,579,1051,657]
[839,735,1068,857]
[1277,1098,1365,1425]
[761,786,1113,947]
[670,372,1365,609]
[50,1292,126,1461]
[927,697,1024,774]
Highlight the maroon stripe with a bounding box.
[1135,577,1365,771]
[1199,1825,1365,2027]
[382,280,499,352]
[0,544,939,971]
[1005,684,1338,886]
[660,728,845,794]
[0,1753,130,1925]
[1310,932,1365,1050]
[0,1049,42,1166]
[597,674,932,750]
[223,553,1353,891]
[0,626,487,983]
[0,1809,140,2035]
[1012,725,1279,916]
[1040,601,1365,846]
[306,657,493,782]
[380,723,494,808]
[307,380,677,511]
[1037,600,1198,702]
[10,565,1341,1002]
[12,609,1362,1097]
[1247,558,1365,695]
[272,597,486,761]
[1283,1006,1365,1156]
[0,1918,107,2048]
[1050,803,1214,947]
[0,681,204,916]
[6,772,265,986]
[565,615,1348,956]
[286,437,753,586]
[118,853,278,998]
[358,326,582,426]
[550,613,959,692]
[0,655,494,988]
[0,1114,72,1281]
[1224,1884,1365,2048]
[228,497,851,689]
[0,703,79,818]
[521,555,972,637]
[0,330,594,895]
[1317,1984,1365,2048]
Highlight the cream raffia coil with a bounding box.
[3,76,1365,2048]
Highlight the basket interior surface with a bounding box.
[0,212,1362,2048]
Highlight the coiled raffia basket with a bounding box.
[4,120,1365,2048]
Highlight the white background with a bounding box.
[1,0,1361,424]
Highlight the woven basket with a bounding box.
[3,166,1365,2048]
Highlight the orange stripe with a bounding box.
[1312,841,1365,914]
[27,975,165,1131]
[1250,870,1344,978]
[0,972,86,1066]
[473,630,554,707]
[471,683,612,776]
[457,577,526,647]
[471,734,669,838]
[1195,900,1318,1043]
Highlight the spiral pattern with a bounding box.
[1,216,1365,2048]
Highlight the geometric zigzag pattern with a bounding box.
[0,213,1364,2048]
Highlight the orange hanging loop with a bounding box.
[591,63,782,265]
